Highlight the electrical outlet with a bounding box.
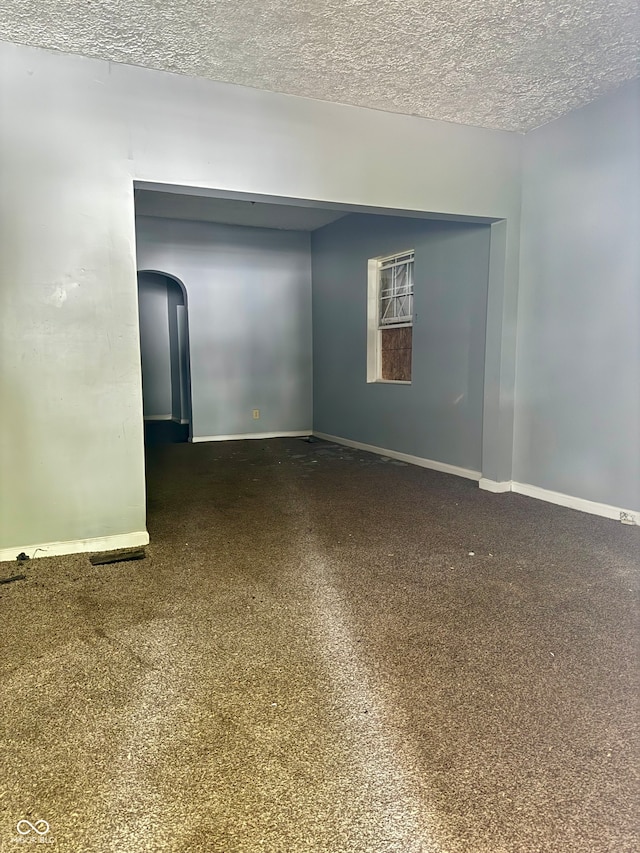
[252,409,260,420]
[619,511,637,525]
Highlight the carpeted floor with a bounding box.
[1,438,638,852]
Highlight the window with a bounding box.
[367,250,414,383]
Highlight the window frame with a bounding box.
[367,249,415,384]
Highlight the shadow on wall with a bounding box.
[137,271,192,445]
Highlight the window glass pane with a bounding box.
[378,251,414,326]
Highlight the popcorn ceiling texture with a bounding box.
[0,0,638,131]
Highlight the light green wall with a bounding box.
[0,39,522,556]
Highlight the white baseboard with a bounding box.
[192,430,311,443]
[511,481,639,525]
[479,478,512,493]
[478,478,638,525]
[145,415,189,424]
[312,432,481,481]
[0,530,150,563]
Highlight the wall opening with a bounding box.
[137,270,192,447]
[132,182,507,482]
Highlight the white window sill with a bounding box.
[368,379,412,385]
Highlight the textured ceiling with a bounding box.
[135,190,347,230]
[1,1,638,131]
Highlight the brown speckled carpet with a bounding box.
[1,437,638,852]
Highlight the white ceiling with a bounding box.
[1,1,638,132]
[135,190,348,231]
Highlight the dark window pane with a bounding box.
[381,327,412,381]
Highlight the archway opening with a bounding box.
[137,270,192,447]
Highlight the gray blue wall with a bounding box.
[137,273,173,419]
[514,79,640,510]
[166,282,186,422]
[136,216,312,439]
[312,215,491,472]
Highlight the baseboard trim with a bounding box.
[144,414,172,421]
[0,530,150,563]
[479,478,638,525]
[511,482,639,525]
[479,478,512,493]
[312,432,481,481]
[192,430,311,443]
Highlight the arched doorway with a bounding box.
[137,270,192,446]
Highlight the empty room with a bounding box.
[0,3,638,852]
